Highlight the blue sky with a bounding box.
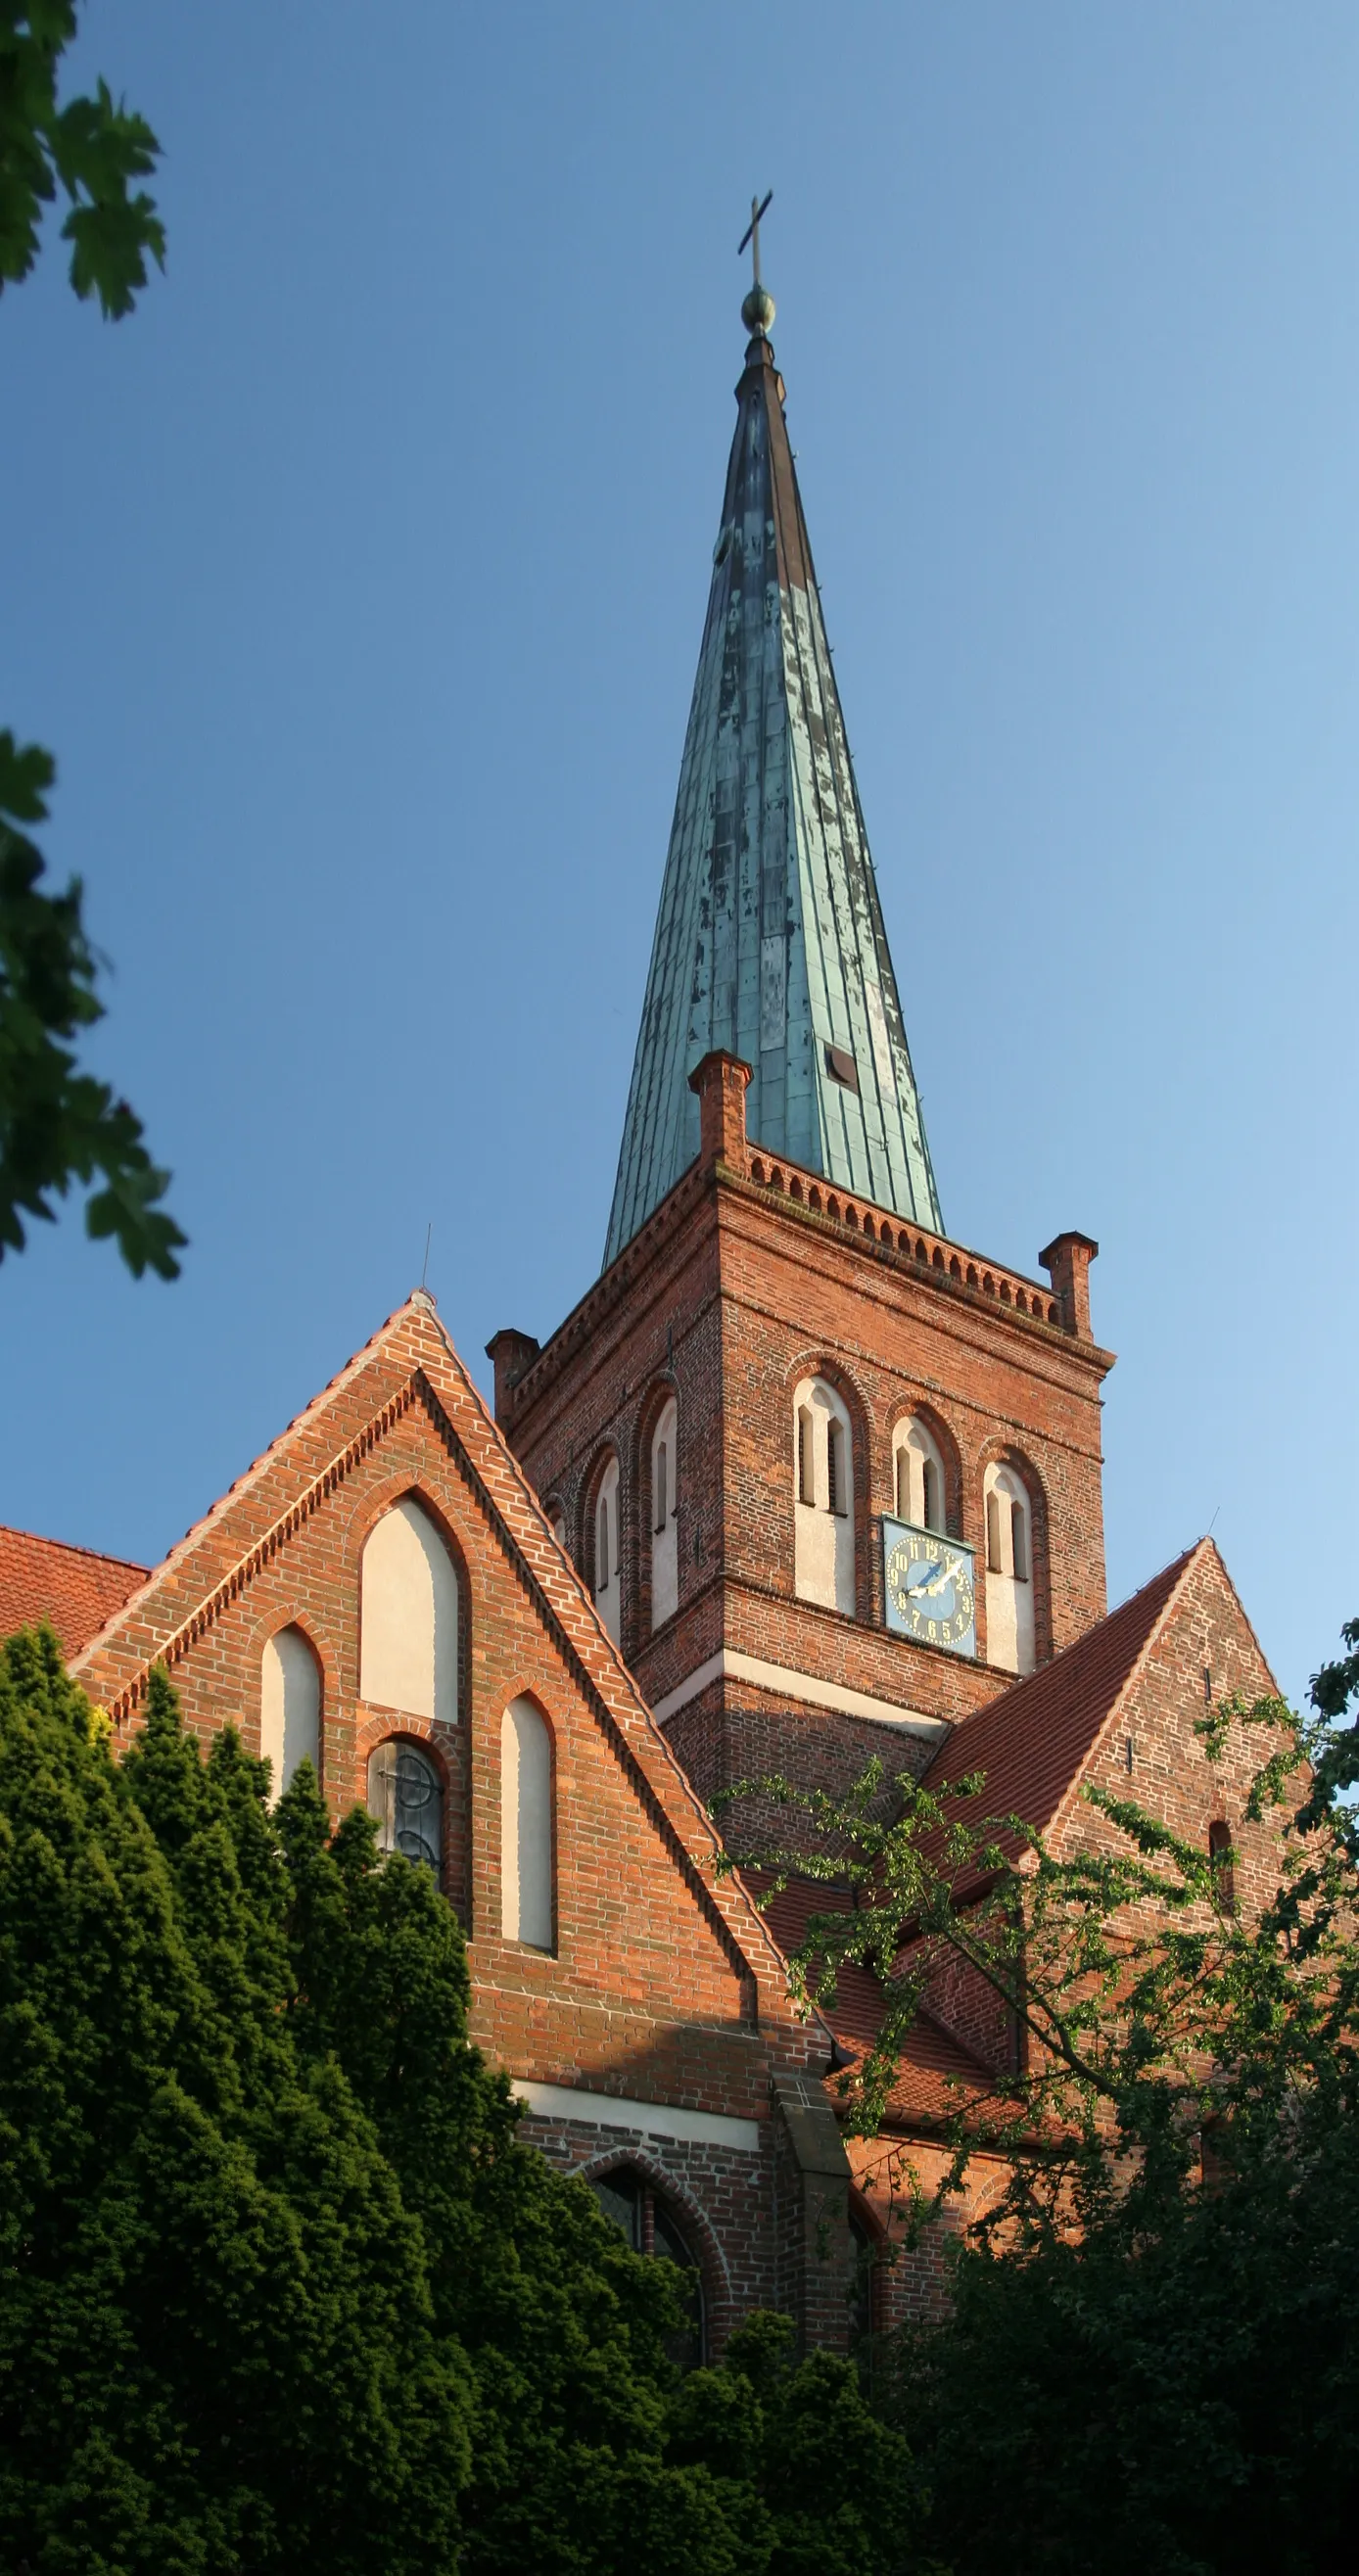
[2,2,1356,1710]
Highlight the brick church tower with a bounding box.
[490,266,1116,1805]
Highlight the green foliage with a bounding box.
[1,5,164,315]
[0,1635,924,2574]
[0,733,186,1276]
[722,1626,1359,2573]
[1,11,182,1281]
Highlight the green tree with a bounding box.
[0,1632,922,2574]
[719,1632,1359,2574]
[1,5,183,1277]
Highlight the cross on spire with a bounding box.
[738,189,773,287]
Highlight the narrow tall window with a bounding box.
[591,1456,622,1644]
[501,1697,553,1948]
[259,1625,320,1802]
[1208,1819,1237,1914]
[650,1398,679,1631]
[983,1464,1037,1676]
[360,1497,459,1726]
[893,1417,947,1537]
[921,1457,941,1534]
[368,1738,443,1875]
[793,1379,854,1613]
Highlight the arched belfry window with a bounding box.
[983,1463,1036,1676]
[650,1395,679,1631]
[259,1624,320,1802]
[591,2168,704,2369]
[591,1456,622,1645]
[893,1417,947,1534]
[792,1377,855,1615]
[367,1738,443,1875]
[360,1497,459,1725]
[501,1696,553,1949]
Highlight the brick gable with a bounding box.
[68,1290,862,2350]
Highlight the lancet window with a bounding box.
[359,1496,459,1725]
[893,1417,947,1533]
[259,1624,320,1802]
[650,1396,679,1631]
[501,1696,553,1949]
[367,1738,444,1876]
[591,1455,622,1644]
[982,1462,1036,1676]
[792,1377,855,1614]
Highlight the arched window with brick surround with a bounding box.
[360,1496,459,1724]
[259,1623,320,1802]
[793,1377,855,1614]
[983,1462,1036,1676]
[893,1415,947,1534]
[589,1454,622,1644]
[650,1394,679,1631]
[590,2166,704,2368]
[367,1738,443,1875]
[501,1695,553,1949]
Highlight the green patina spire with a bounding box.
[603,265,943,1270]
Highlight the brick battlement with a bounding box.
[496,1058,1104,1432]
[736,1152,1070,1335]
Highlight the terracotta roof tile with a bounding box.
[754,1874,998,2124]
[921,1547,1201,1863]
[0,1525,148,1662]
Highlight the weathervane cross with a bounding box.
[738,189,773,286]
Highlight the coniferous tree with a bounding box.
[0,1629,920,2576]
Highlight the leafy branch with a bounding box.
[0,731,184,1275]
[716,1671,1358,2254]
[1,4,164,315]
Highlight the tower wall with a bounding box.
[493,1062,1113,1807]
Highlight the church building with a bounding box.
[0,262,1282,2353]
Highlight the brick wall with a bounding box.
[495,1060,1113,1811]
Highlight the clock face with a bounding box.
[882,1519,977,1657]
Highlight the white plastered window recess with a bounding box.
[259,1625,320,1802]
[792,1377,855,1614]
[592,1456,622,1644]
[983,1463,1036,1676]
[893,1417,947,1534]
[650,1396,679,1632]
[359,1496,459,1724]
[501,1696,553,1949]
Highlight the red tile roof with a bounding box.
[739,1552,1212,2130]
[0,1524,148,1662]
[754,1872,999,2124]
[919,1546,1200,1865]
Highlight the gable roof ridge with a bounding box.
[1043,1539,1212,1850]
[73,1293,431,1667]
[414,1306,822,2031]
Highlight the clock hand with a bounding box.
[917,1556,961,1597]
[907,1558,945,1593]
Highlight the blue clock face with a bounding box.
[882,1519,977,1656]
